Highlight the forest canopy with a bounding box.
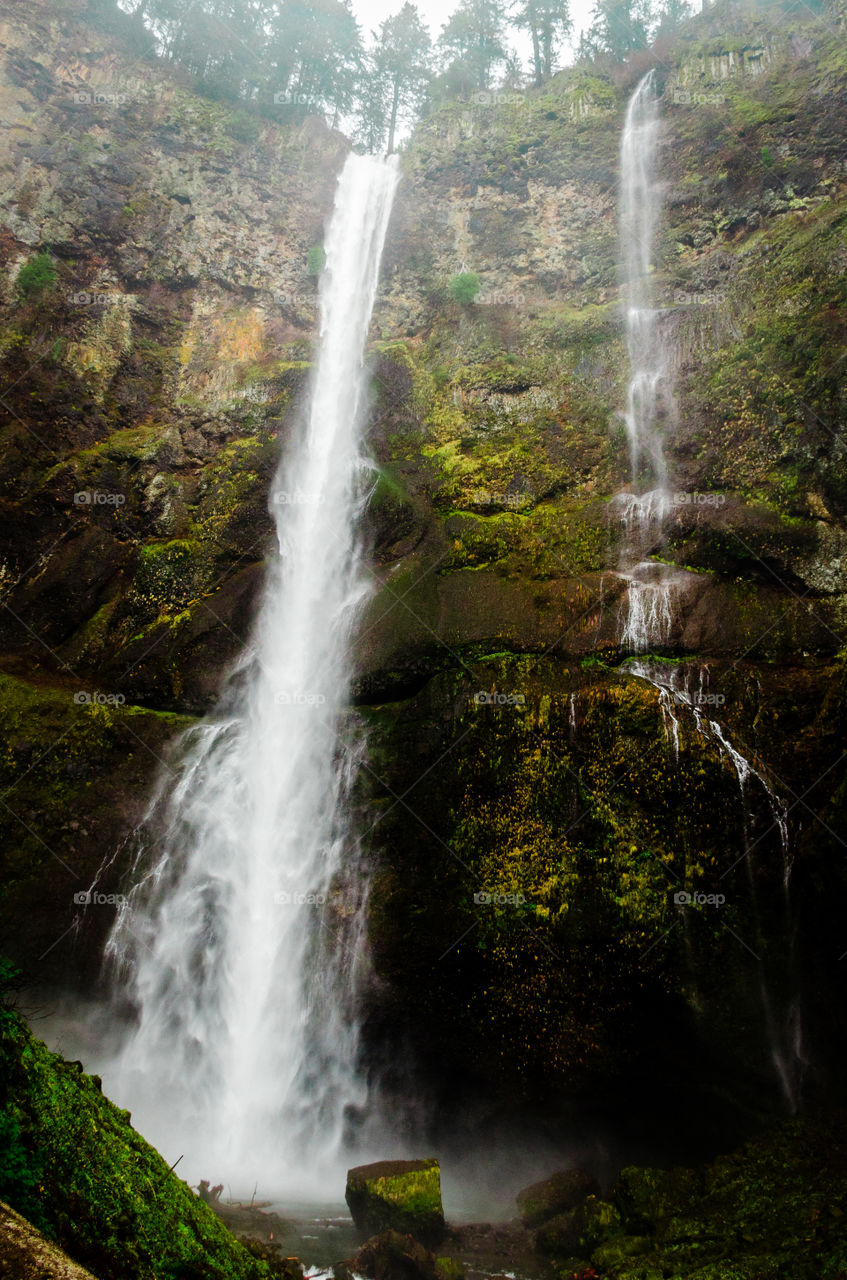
[115,0,700,149]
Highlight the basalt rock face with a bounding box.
[353,1,847,1123]
[0,0,846,1134]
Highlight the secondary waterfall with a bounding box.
[616,70,679,649]
[102,153,399,1193]
[626,657,807,1110]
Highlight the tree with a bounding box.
[363,3,432,154]
[579,0,654,61]
[653,0,693,35]
[511,0,572,85]
[438,0,510,90]
[131,0,271,98]
[266,0,363,123]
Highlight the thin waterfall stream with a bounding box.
[99,153,399,1194]
[615,75,806,1110]
[615,68,681,652]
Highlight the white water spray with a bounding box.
[103,154,399,1193]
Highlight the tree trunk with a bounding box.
[387,80,400,155]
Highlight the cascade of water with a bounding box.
[625,657,806,1109]
[101,154,399,1194]
[620,71,670,498]
[616,71,679,650]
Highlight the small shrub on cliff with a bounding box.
[225,109,261,143]
[15,252,56,298]
[448,272,480,304]
[307,245,326,275]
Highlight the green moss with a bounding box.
[0,1004,274,1279]
[16,252,56,298]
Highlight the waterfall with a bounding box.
[102,153,399,1194]
[625,657,807,1109]
[616,70,679,649]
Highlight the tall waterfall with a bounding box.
[615,82,805,1107]
[103,153,399,1194]
[616,70,679,650]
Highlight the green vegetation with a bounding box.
[306,245,326,276]
[0,985,275,1279]
[15,252,56,298]
[448,272,481,304]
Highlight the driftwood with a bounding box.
[197,1180,224,1204]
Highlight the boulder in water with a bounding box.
[346,1159,445,1245]
[351,1230,460,1280]
[516,1168,600,1228]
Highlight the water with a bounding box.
[101,153,399,1194]
[616,71,678,650]
[620,71,670,496]
[625,657,806,1109]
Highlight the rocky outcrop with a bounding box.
[0,1200,100,1280]
[516,1168,601,1228]
[0,1004,281,1278]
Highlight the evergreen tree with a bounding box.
[654,0,693,35]
[511,0,572,85]
[438,0,511,90]
[266,0,363,122]
[363,3,432,153]
[579,0,654,61]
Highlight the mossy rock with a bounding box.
[534,1196,622,1257]
[0,1006,279,1279]
[516,1168,600,1227]
[614,1165,703,1233]
[346,1159,445,1246]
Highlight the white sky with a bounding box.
[349,0,598,70]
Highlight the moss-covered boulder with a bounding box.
[346,1160,445,1246]
[350,1230,461,1280]
[590,1118,847,1277]
[534,1196,622,1256]
[516,1167,600,1227]
[0,999,283,1280]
